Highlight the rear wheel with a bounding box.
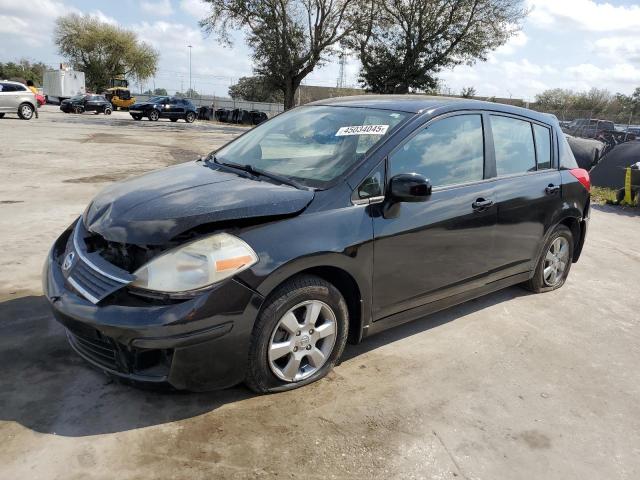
[132,114,142,121]
[18,103,34,120]
[245,275,349,393]
[148,110,159,121]
[73,105,84,114]
[185,111,196,123]
[104,107,112,115]
[524,224,574,293]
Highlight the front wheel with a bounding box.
[524,224,574,293]
[104,107,112,115]
[132,114,142,121]
[185,111,196,123]
[245,275,349,393]
[148,110,159,121]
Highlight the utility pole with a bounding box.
[336,50,346,88]
[188,45,193,98]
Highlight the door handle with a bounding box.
[545,184,560,195]
[472,198,494,211]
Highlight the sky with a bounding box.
[1,0,639,101]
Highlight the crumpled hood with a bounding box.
[84,161,314,245]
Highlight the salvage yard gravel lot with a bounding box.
[1,106,639,479]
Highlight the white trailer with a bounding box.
[42,69,86,104]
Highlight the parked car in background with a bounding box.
[0,80,37,120]
[129,96,198,123]
[563,118,615,138]
[43,96,590,393]
[60,95,113,115]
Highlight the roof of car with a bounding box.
[307,94,555,124]
[1,80,25,85]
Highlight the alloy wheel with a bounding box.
[268,300,337,382]
[543,236,570,287]
[21,106,33,119]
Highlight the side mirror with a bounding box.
[388,173,432,202]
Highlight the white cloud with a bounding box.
[527,0,640,32]
[593,36,640,63]
[140,0,174,17]
[0,0,78,48]
[180,0,210,19]
[88,10,118,25]
[132,20,252,94]
[494,31,529,56]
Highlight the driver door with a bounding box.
[371,113,497,321]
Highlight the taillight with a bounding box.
[569,168,590,191]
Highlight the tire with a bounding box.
[104,107,112,115]
[0,113,5,119]
[148,110,159,121]
[524,224,574,293]
[18,103,34,120]
[245,274,349,393]
[185,111,196,123]
[170,118,178,122]
[132,114,142,121]
[73,105,84,114]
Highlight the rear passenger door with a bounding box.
[489,114,562,279]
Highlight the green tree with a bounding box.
[228,76,283,102]
[461,86,477,98]
[54,14,159,92]
[534,88,577,111]
[200,0,365,109]
[352,0,527,93]
[0,59,48,85]
[175,88,200,98]
[572,88,613,115]
[153,87,168,96]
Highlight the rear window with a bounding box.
[491,115,536,176]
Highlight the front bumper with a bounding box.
[43,226,264,391]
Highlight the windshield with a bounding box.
[214,105,411,188]
[148,96,168,103]
[70,95,85,101]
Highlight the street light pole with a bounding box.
[188,45,192,98]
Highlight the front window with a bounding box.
[214,105,411,188]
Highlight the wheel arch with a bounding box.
[19,100,36,112]
[255,262,367,345]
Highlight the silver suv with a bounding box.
[0,80,37,120]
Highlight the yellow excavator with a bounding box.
[103,77,135,110]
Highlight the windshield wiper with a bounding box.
[209,156,308,191]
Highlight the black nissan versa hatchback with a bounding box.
[43,96,590,393]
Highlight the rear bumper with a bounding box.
[43,226,265,391]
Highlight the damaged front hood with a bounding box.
[84,161,314,245]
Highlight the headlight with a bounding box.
[130,233,258,293]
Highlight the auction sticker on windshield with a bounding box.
[335,125,389,136]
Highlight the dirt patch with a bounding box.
[168,148,201,165]
[63,172,141,183]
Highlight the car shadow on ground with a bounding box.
[0,287,529,437]
[591,203,640,217]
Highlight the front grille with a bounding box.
[62,220,134,304]
[67,329,120,371]
[67,258,128,304]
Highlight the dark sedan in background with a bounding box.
[129,96,198,123]
[60,94,113,115]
